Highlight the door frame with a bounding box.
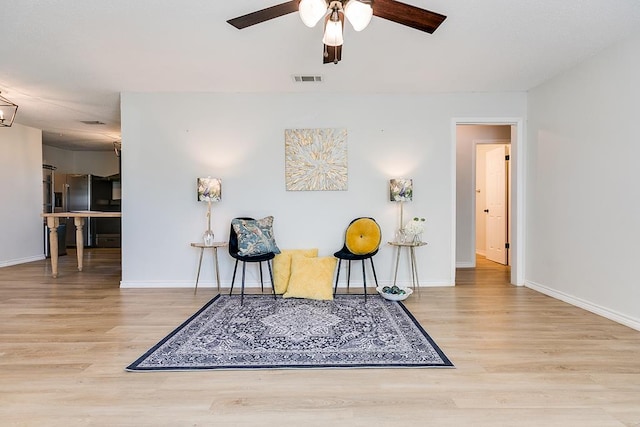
[451,118,525,286]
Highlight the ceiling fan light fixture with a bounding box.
[227,0,446,65]
[0,92,18,128]
[299,0,328,27]
[344,0,373,31]
[322,13,344,47]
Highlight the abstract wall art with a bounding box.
[284,128,348,191]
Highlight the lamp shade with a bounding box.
[197,177,222,202]
[344,0,373,31]
[0,93,18,128]
[323,14,344,47]
[390,178,413,202]
[299,0,327,27]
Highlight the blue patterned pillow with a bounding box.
[232,216,281,256]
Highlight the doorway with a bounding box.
[452,119,524,286]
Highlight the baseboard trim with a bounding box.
[368,280,454,288]
[0,254,45,268]
[120,280,278,289]
[456,262,475,268]
[120,280,216,288]
[525,280,640,332]
[120,280,456,289]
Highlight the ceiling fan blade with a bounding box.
[227,1,300,29]
[372,0,446,34]
[323,44,342,64]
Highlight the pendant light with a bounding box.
[0,92,18,128]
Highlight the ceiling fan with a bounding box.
[227,0,446,64]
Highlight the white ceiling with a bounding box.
[2,0,640,151]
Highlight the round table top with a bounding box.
[190,242,228,248]
[387,241,427,247]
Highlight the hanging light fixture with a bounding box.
[298,0,375,64]
[322,5,344,47]
[0,92,18,128]
[300,1,374,33]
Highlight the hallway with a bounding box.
[456,255,511,286]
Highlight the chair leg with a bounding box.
[334,259,342,296]
[346,261,351,292]
[267,260,276,300]
[369,257,379,287]
[229,259,240,296]
[362,260,367,302]
[259,262,264,292]
[241,261,247,305]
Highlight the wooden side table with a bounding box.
[387,241,428,294]
[190,242,227,294]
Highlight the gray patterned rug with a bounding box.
[126,295,453,371]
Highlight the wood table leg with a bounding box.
[213,247,221,293]
[46,217,59,278]
[392,246,401,286]
[74,217,85,271]
[409,247,421,296]
[194,247,205,294]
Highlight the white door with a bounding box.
[485,146,508,265]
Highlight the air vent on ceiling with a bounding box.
[292,75,323,83]
[80,120,106,125]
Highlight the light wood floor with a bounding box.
[1,250,639,426]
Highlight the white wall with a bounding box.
[121,92,526,289]
[43,145,119,176]
[0,124,44,266]
[527,31,640,329]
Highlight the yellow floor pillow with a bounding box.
[283,255,337,300]
[272,249,318,294]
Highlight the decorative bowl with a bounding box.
[376,286,413,301]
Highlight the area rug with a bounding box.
[126,294,453,371]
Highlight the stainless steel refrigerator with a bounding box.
[60,174,121,248]
[64,174,93,247]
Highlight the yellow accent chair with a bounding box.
[333,217,381,301]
